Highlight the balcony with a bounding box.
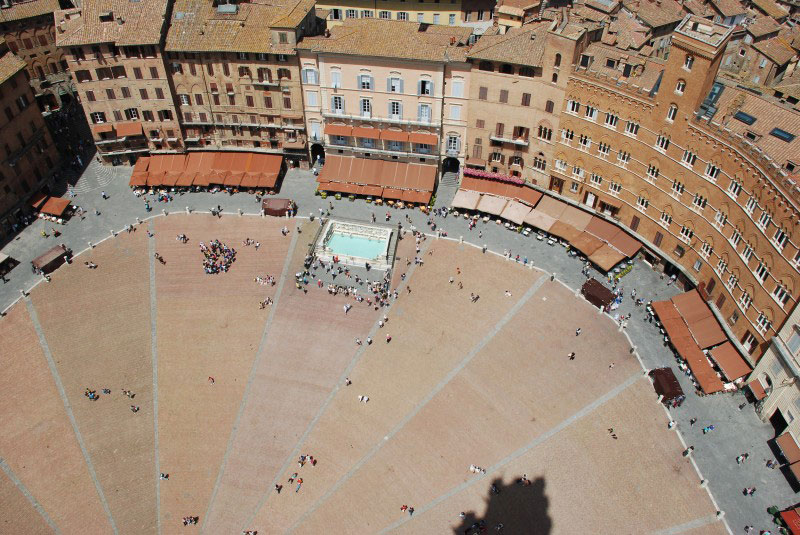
[181,119,304,130]
[321,110,440,128]
[252,79,280,87]
[325,142,432,159]
[489,134,529,147]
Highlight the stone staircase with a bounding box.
[434,170,460,208]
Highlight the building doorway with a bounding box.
[310,143,325,167]
[549,176,564,194]
[770,407,787,437]
[442,157,460,174]
[583,191,596,208]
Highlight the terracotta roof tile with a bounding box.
[622,0,684,28]
[709,0,745,17]
[751,0,788,19]
[0,51,26,85]
[55,0,170,46]
[0,0,59,23]
[467,24,551,65]
[716,85,800,168]
[166,0,312,53]
[745,16,781,38]
[299,19,472,63]
[752,36,796,65]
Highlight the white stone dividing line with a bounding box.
[650,513,724,535]
[0,457,60,534]
[147,220,163,535]
[288,274,548,533]
[200,223,300,534]
[240,235,433,532]
[378,371,645,533]
[23,298,118,535]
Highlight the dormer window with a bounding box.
[99,11,113,22]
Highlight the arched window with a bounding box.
[667,104,678,121]
[684,54,694,70]
[551,73,558,83]
[277,68,291,80]
[675,79,686,94]
[35,65,45,79]
[545,100,554,113]
[500,63,514,74]
[533,153,546,171]
[478,61,493,72]
[554,53,561,67]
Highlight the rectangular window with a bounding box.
[306,91,318,107]
[121,86,131,98]
[451,79,464,98]
[450,104,461,120]
[419,80,433,96]
[133,67,142,79]
[418,104,431,123]
[139,88,149,100]
[360,98,371,117]
[389,101,401,120]
[397,12,408,20]
[246,95,255,107]
[379,10,391,19]
[155,87,164,100]
[478,86,488,100]
[359,74,373,90]
[149,67,158,79]
[521,93,531,106]
[499,89,508,103]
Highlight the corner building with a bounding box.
[56,0,183,164]
[164,0,317,163]
[555,15,800,361]
[0,49,59,239]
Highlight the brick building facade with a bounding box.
[56,0,182,164]
[0,0,73,111]
[554,16,800,361]
[0,49,59,239]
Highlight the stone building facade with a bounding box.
[0,49,59,239]
[464,21,589,186]
[164,0,317,165]
[299,19,472,173]
[56,0,183,164]
[554,16,800,361]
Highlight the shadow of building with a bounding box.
[453,476,552,534]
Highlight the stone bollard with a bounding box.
[631,347,636,354]
[20,289,27,297]
[550,272,556,281]
[261,209,265,217]
[136,217,141,225]
[657,394,664,404]
[89,241,94,249]
[716,511,724,519]
[459,236,463,243]
[162,208,167,216]
[43,273,51,282]
[111,229,116,237]
[186,206,190,214]
[239,208,243,216]
[700,479,708,488]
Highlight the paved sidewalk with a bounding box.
[0,164,795,532]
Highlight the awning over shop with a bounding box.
[777,432,800,464]
[185,152,215,187]
[175,172,196,187]
[262,198,293,216]
[31,244,69,274]
[39,197,71,217]
[609,231,642,258]
[360,185,384,197]
[536,195,568,219]
[500,201,532,225]
[517,187,542,207]
[585,216,621,243]
[129,156,150,187]
[451,189,482,211]
[748,378,768,400]
[523,209,556,232]
[408,132,438,145]
[671,290,727,349]
[30,192,48,209]
[581,278,615,308]
[652,296,726,394]
[382,187,404,200]
[91,123,114,135]
[709,342,751,381]
[325,124,352,137]
[476,194,508,216]
[380,129,408,142]
[780,508,800,535]
[560,205,593,231]
[588,244,626,272]
[401,189,431,204]
[352,127,381,139]
[115,121,143,137]
[548,221,582,242]
[649,367,685,404]
[571,232,605,256]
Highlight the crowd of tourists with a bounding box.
[200,240,236,274]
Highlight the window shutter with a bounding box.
[429,81,434,95]
[388,101,393,116]
[417,104,422,121]
[387,77,392,92]
[417,80,422,95]
[369,75,374,89]
[301,69,308,84]
[398,102,402,117]
[357,74,362,88]
[331,95,336,111]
